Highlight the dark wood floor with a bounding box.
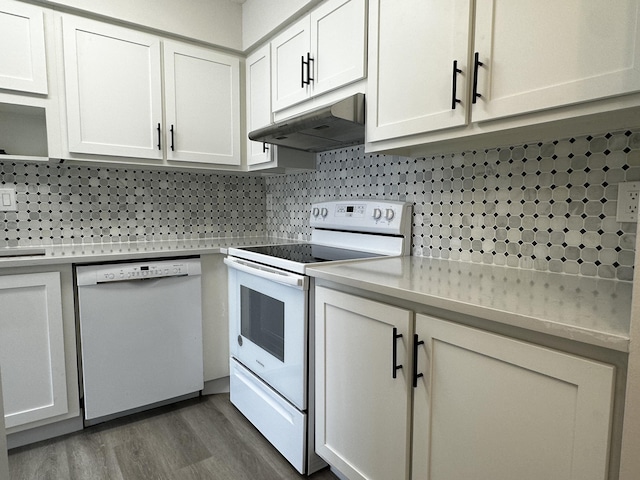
[8,394,338,480]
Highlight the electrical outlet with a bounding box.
[616,182,640,222]
[0,187,16,212]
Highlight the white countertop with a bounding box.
[308,256,632,352]
[0,236,288,268]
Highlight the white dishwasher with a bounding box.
[76,257,203,424]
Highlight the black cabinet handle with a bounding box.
[306,52,314,85]
[170,125,175,151]
[472,52,484,104]
[157,123,161,150]
[392,327,403,379]
[412,334,425,388]
[301,55,306,88]
[451,60,462,110]
[262,142,269,153]
[301,52,314,87]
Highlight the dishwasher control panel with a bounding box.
[76,258,201,286]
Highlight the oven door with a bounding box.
[224,256,308,410]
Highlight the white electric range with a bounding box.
[224,199,413,474]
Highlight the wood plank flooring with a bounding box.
[8,394,338,480]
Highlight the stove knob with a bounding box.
[321,207,328,218]
[385,208,395,221]
[373,208,382,220]
[312,207,320,217]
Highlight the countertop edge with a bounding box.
[307,266,631,353]
[0,236,292,268]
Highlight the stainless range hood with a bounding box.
[248,93,365,153]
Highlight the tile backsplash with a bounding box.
[265,130,640,281]
[1,129,638,281]
[0,164,266,245]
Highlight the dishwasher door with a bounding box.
[76,258,203,422]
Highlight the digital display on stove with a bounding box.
[238,243,383,264]
[335,203,366,217]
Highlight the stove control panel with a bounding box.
[310,199,412,236]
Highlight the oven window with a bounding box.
[240,286,285,361]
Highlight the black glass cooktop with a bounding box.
[238,243,383,264]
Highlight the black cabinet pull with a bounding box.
[157,123,161,150]
[392,327,403,379]
[306,52,314,85]
[301,52,314,87]
[451,60,462,110]
[170,124,175,151]
[262,142,269,153]
[472,52,484,104]
[301,55,306,87]
[412,334,425,388]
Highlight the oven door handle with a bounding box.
[224,257,308,290]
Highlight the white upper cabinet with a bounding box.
[311,0,367,97]
[246,44,273,166]
[472,0,640,122]
[0,0,48,95]
[164,41,240,166]
[62,15,163,160]
[61,15,241,167]
[272,16,310,111]
[367,0,472,143]
[271,0,366,111]
[367,0,640,146]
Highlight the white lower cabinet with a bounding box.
[315,287,413,480]
[0,266,79,433]
[315,287,615,480]
[414,314,615,480]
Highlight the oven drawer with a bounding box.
[230,358,306,474]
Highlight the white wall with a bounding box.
[43,0,243,50]
[242,0,321,50]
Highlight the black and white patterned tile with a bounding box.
[265,130,639,281]
[1,129,637,281]
[0,164,266,245]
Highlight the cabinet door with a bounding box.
[0,0,47,94]
[315,287,412,480]
[271,17,310,111]
[246,44,273,166]
[310,0,367,97]
[0,272,68,429]
[413,314,614,480]
[0,369,8,480]
[472,0,640,122]
[164,41,240,166]
[62,15,163,159]
[367,0,472,143]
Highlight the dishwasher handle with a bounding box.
[224,257,308,290]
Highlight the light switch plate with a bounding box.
[0,187,17,212]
